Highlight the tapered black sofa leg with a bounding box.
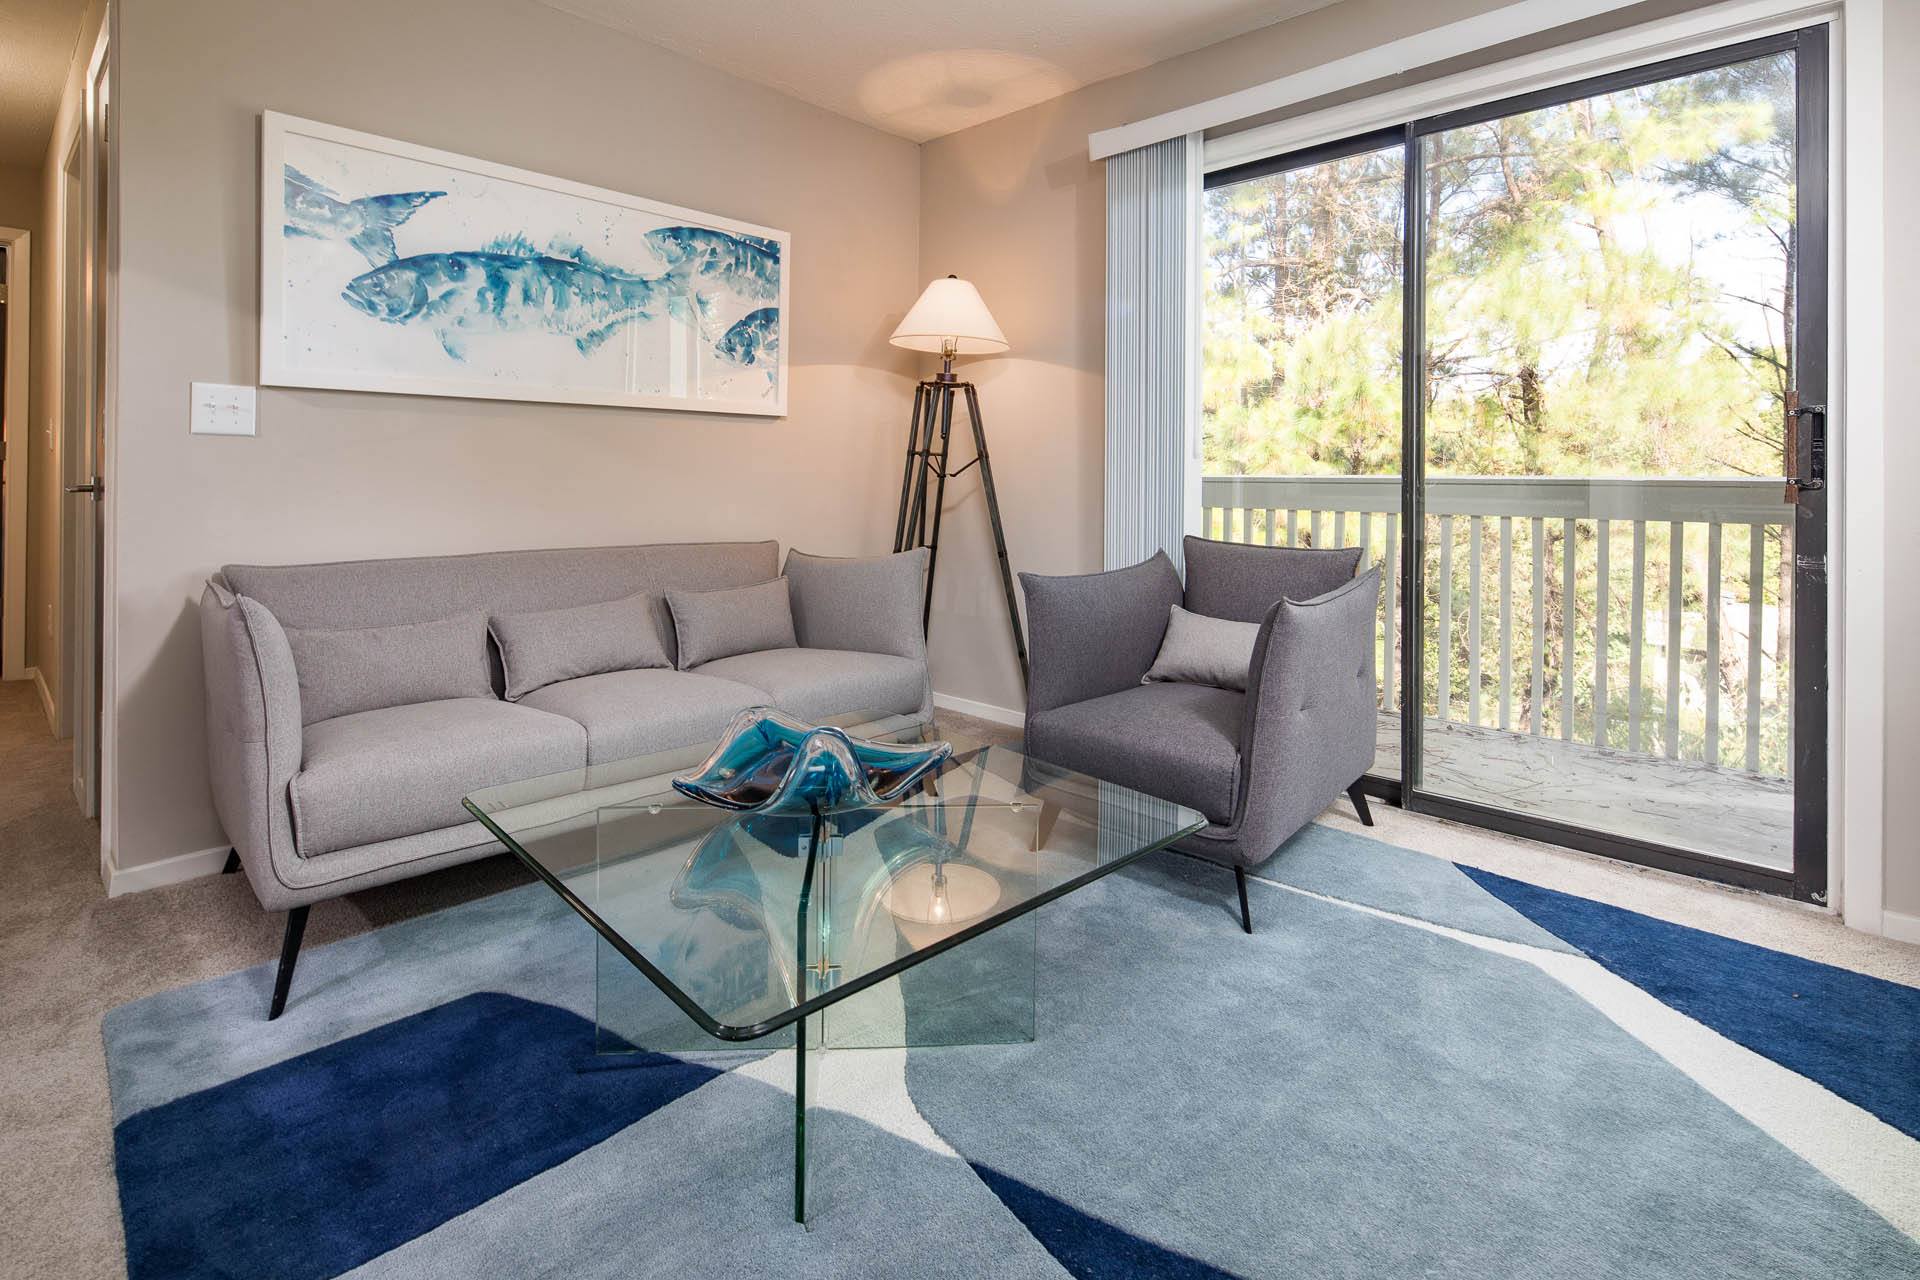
[1347,782,1375,827]
[1234,865,1253,934]
[221,848,241,874]
[268,906,310,1021]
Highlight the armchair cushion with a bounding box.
[1182,535,1364,624]
[783,548,929,660]
[1026,682,1242,823]
[1020,552,1183,718]
[1142,605,1260,692]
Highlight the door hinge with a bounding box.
[1784,401,1826,500]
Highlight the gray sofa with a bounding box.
[1019,535,1381,930]
[200,539,930,1017]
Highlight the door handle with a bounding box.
[66,479,103,496]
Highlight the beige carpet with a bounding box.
[0,677,1911,1279]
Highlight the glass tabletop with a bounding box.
[463,711,1206,1042]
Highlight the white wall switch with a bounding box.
[190,382,257,436]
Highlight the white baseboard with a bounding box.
[105,844,232,898]
[29,665,55,730]
[1882,910,1920,946]
[933,691,1025,729]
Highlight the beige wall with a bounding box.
[109,0,921,870]
[0,163,37,226]
[917,0,1916,920]
[1879,0,1919,922]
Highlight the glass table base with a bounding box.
[595,912,1036,1222]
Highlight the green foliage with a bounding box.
[1201,54,1800,779]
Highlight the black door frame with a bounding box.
[1206,26,1831,901]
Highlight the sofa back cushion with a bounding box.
[222,541,780,675]
[489,590,671,701]
[1182,535,1364,624]
[783,547,928,660]
[667,577,798,669]
[283,613,493,725]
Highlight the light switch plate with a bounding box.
[190,382,257,436]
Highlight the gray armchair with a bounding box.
[1019,535,1381,931]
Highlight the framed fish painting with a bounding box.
[259,112,788,415]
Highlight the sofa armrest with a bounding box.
[783,547,930,661]
[200,577,306,909]
[1231,568,1381,852]
[1019,552,1182,719]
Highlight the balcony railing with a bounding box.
[1201,475,1794,779]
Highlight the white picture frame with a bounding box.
[259,111,790,416]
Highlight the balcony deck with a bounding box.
[1374,714,1793,873]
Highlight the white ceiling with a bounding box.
[537,0,1343,142]
[0,0,89,167]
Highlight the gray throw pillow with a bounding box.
[783,547,929,659]
[283,612,493,724]
[489,591,670,701]
[667,577,798,670]
[1141,604,1260,692]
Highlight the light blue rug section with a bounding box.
[104,882,593,1123]
[908,854,1920,1277]
[1254,823,1578,951]
[102,832,1920,1278]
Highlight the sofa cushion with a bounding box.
[489,590,670,700]
[696,648,928,721]
[1182,535,1364,625]
[282,613,493,725]
[290,698,587,856]
[783,548,929,660]
[667,578,797,669]
[518,668,770,764]
[1025,682,1243,823]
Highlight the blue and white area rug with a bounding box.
[104,828,1920,1278]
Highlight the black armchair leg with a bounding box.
[1346,782,1375,827]
[268,906,310,1021]
[221,848,241,874]
[1234,865,1253,934]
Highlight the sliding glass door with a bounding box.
[1201,28,1828,899]
[1202,134,1406,776]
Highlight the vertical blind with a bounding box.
[1105,133,1201,572]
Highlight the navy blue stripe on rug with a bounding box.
[113,992,719,1280]
[1459,866,1920,1141]
[971,1162,1240,1279]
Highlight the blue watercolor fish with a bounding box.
[340,235,668,361]
[283,166,445,265]
[645,225,781,303]
[715,307,779,370]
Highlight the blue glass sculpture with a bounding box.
[671,707,951,815]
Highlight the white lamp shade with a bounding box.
[889,276,1009,355]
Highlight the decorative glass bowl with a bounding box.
[671,707,951,815]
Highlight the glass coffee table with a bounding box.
[463,711,1204,1223]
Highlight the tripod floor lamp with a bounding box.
[888,276,1028,683]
